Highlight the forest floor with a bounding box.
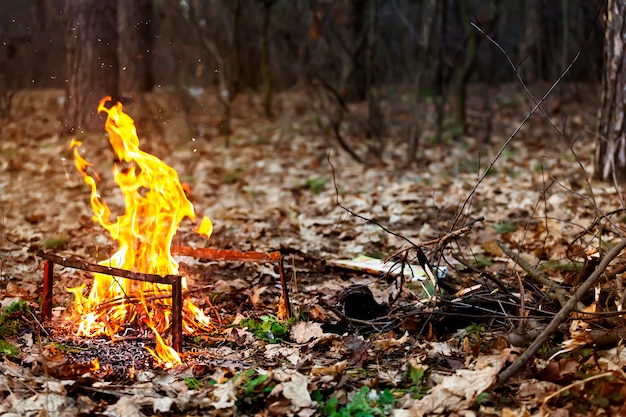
[1,83,626,416]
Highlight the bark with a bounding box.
[118,0,154,92]
[260,0,276,118]
[366,0,383,145]
[519,0,540,82]
[64,0,119,134]
[347,0,367,101]
[595,0,626,183]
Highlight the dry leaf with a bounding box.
[290,321,324,344]
[12,393,75,417]
[373,331,409,350]
[408,354,507,416]
[104,396,146,417]
[249,285,267,308]
[211,380,237,409]
[282,372,313,408]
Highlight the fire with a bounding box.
[68,97,214,366]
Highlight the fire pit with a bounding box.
[38,97,290,367]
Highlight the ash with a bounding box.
[63,338,154,380]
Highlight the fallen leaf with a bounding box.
[249,285,267,308]
[290,321,324,343]
[152,397,175,413]
[373,331,409,350]
[13,393,75,417]
[408,354,507,416]
[104,396,146,417]
[282,372,313,408]
[211,380,237,409]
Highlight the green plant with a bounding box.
[465,322,485,335]
[241,369,270,396]
[0,340,18,356]
[405,364,430,399]
[304,178,328,194]
[471,255,493,268]
[240,315,294,342]
[231,369,275,409]
[185,377,203,390]
[0,299,29,337]
[43,234,71,250]
[0,299,29,357]
[314,386,397,417]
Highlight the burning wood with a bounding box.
[37,244,290,356]
[44,97,289,368]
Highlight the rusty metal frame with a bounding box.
[36,247,289,353]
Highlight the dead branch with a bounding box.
[451,253,512,295]
[498,238,626,384]
[495,240,582,310]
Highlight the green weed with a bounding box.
[240,315,294,342]
[313,386,397,417]
[304,178,328,194]
[43,234,71,250]
[185,377,203,390]
[492,221,518,234]
[404,364,430,399]
[0,299,29,357]
[471,255,493,268]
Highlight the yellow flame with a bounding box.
[68,97,214,366]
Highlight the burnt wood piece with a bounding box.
[42,260,54,320]
[171,277,183,352]
[35,249,183,352]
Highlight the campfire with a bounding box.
[66,97,215,366]
[36,97,290,369]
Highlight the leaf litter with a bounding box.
[0,85,626,415]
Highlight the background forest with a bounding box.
[0,0,605,156]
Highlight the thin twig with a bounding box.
[453,6,603,231]
[496,240,581,310]
[498,238,626,384]
[328,152,418,248]
[515,272,527,333]
[451,253,512,295]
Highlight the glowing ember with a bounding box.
[68,97,214,366]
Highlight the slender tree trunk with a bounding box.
[594,0,626,183]
[118,0,154,93]
[260,0,275,118]
[64,0,119,134]
[519,0,540,82]
[366,0,382,146]
[347,0,367,101]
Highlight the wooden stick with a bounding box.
[498,238,626,384]
[171,277,183,352]
[42,260,54,320]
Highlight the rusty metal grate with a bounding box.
[37,247,290,352]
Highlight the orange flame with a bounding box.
[68,97,214,366]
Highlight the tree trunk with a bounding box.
[64,0,119,134]
[519,0,540,82]
[118,0,153,93]
[594,0,626,183]
[347,0,367,101]
[260,0,275,118]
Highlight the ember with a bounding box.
[67,97,214,366]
